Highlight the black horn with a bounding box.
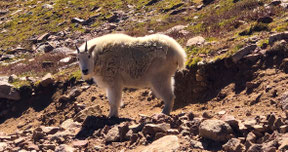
[85,41,88,52]
[75,44,80,54]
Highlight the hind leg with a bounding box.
[151,76,175,115]
[106,84,123,118]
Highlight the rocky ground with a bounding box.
[0,32,288,151]
[1,0,288,151]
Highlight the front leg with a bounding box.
[106,85,123,118]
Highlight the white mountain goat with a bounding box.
[75,33,186,117]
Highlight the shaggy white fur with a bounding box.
[76,33,186,117]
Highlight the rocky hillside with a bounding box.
[0,0,288,151]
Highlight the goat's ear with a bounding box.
[75,44,80,54]
[85,41,88,52]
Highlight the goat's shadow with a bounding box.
[75,115,132,140]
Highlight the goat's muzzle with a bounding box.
[82,69,88,75]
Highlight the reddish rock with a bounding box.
[141,135,179,152]
[199,119,233,142]
[105,126,119,143]
[40,73,54,87]
[72,140,88,147]
[55,144,75,152]
[142,123,170,137]
[0,142,8,151]
[223,138,245,152]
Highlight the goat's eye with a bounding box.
[88,55,91,58]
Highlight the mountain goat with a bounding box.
[76,33,186,117]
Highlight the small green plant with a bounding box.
[10,79,31,89]
[257,39,269,48]
[186,56,202,67]
[69,69,82,81]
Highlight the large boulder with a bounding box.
[186,36,206,47]
[199,119,233,142]
[0,79,20,100]
[141,135,180,152]
[231,45,257,63]
[40,73,54,87]
[269,32,288,46]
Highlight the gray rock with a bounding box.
[68,88,81,99]
[0,142,8,151]
[71,17,85,24]
[40,73,54,87]
[73,105,102,122]
[269,32,288,45]
[72,140,88,148]
[278,134,288,150]
[142,123,170,137]
[203,111,214,119]
[0,54,15,61]
[37,43,54,53]
[223,138,245,152]
[40,126,61,134]
[221,115,239,131]
[142,135,179,152]
[280,125,288,133]
[58,95,70,103]
[59,57,75,64]
[14,137,25,145]
[190,139,204,149]
[232,45,257,63]
[0,9,8,15]
[186,36,205,47]
[60,119,81,130]
[280,91,288,110]
[36,33,50,42]
[42,4,54,9]
[199,119,233,142]
[246,132,257,143]
[105,126,119,143]
[281,2,288,8]
[52,47,76,55]
[0,80,20,100]
[163,25,188,35]
[0,135,11,140]
[8,74,18,83]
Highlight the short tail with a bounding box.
[175,46,186,70]
[171,40,186,71]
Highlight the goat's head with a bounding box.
[76,41,93,80]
